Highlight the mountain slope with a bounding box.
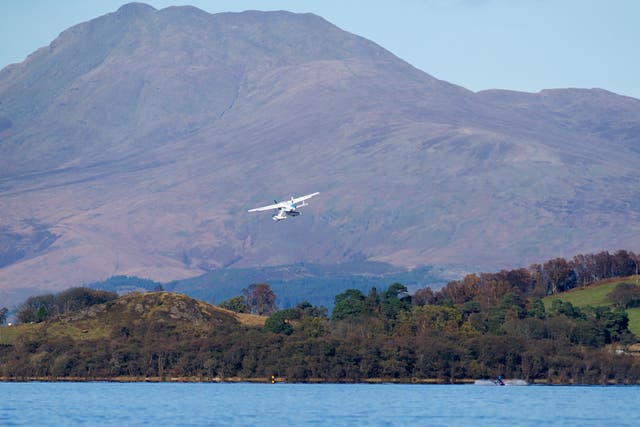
[1,3,639,304]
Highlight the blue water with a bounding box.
[0,382,638,426]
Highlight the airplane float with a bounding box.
[248,192,320,221]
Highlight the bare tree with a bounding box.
[543,258,575,294]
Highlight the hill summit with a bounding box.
[60,291,240,327]
[1,3,640,302]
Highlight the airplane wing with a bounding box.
[247,201,287,212]
[291,192,320,204]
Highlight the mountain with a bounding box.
[1,3,640,305]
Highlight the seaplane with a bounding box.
[248,192,320,221]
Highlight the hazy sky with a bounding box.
[2,0,639,99]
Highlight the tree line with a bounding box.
[1,249,639,383]
[2,281,637,383]
[426,250,639,308]
[13,287,118,323]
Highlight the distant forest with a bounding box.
[1,250,639,384]
[88,262,449,310]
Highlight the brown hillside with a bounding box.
[1,3,639,304]
[1,292,266,346]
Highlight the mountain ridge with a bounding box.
[1,3,639,305]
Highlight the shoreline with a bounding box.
[0,376,633,385]
[0,376,467,384]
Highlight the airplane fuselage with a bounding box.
[272,209,300,221]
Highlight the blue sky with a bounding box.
[2,0,639,99]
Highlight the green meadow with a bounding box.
[544,276,640,336]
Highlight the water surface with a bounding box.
[0,382,637,426]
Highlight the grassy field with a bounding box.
[0,323,40,345]
[627,308,640,338]
[543,275,640,336]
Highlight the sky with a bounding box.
[1,0,639,99]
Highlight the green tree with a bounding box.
[37,305,48,322]
[381,283,411,322]
[218,296,249,313]
[462,300,481,317]
[594,306,632,343]
[550,300,585,319]
[527,297,546,319]
[264,309,297,335]
[331,289,367,320]
[499,292,525,319]
[16,294,54,323]
[298,315,328,338]
[365,287,381,314]
[295,301,328,319]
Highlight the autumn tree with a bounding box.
[436,274,480,306]
[410,305,464,335]
[593,251,614,280]
[571,254,596,288]
[611,250,637,277]
[242,283,277,315]
[412,286,436,306]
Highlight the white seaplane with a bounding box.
[248,192,320,221]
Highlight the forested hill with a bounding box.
[430,249,639,305]
[2,250,639,384]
